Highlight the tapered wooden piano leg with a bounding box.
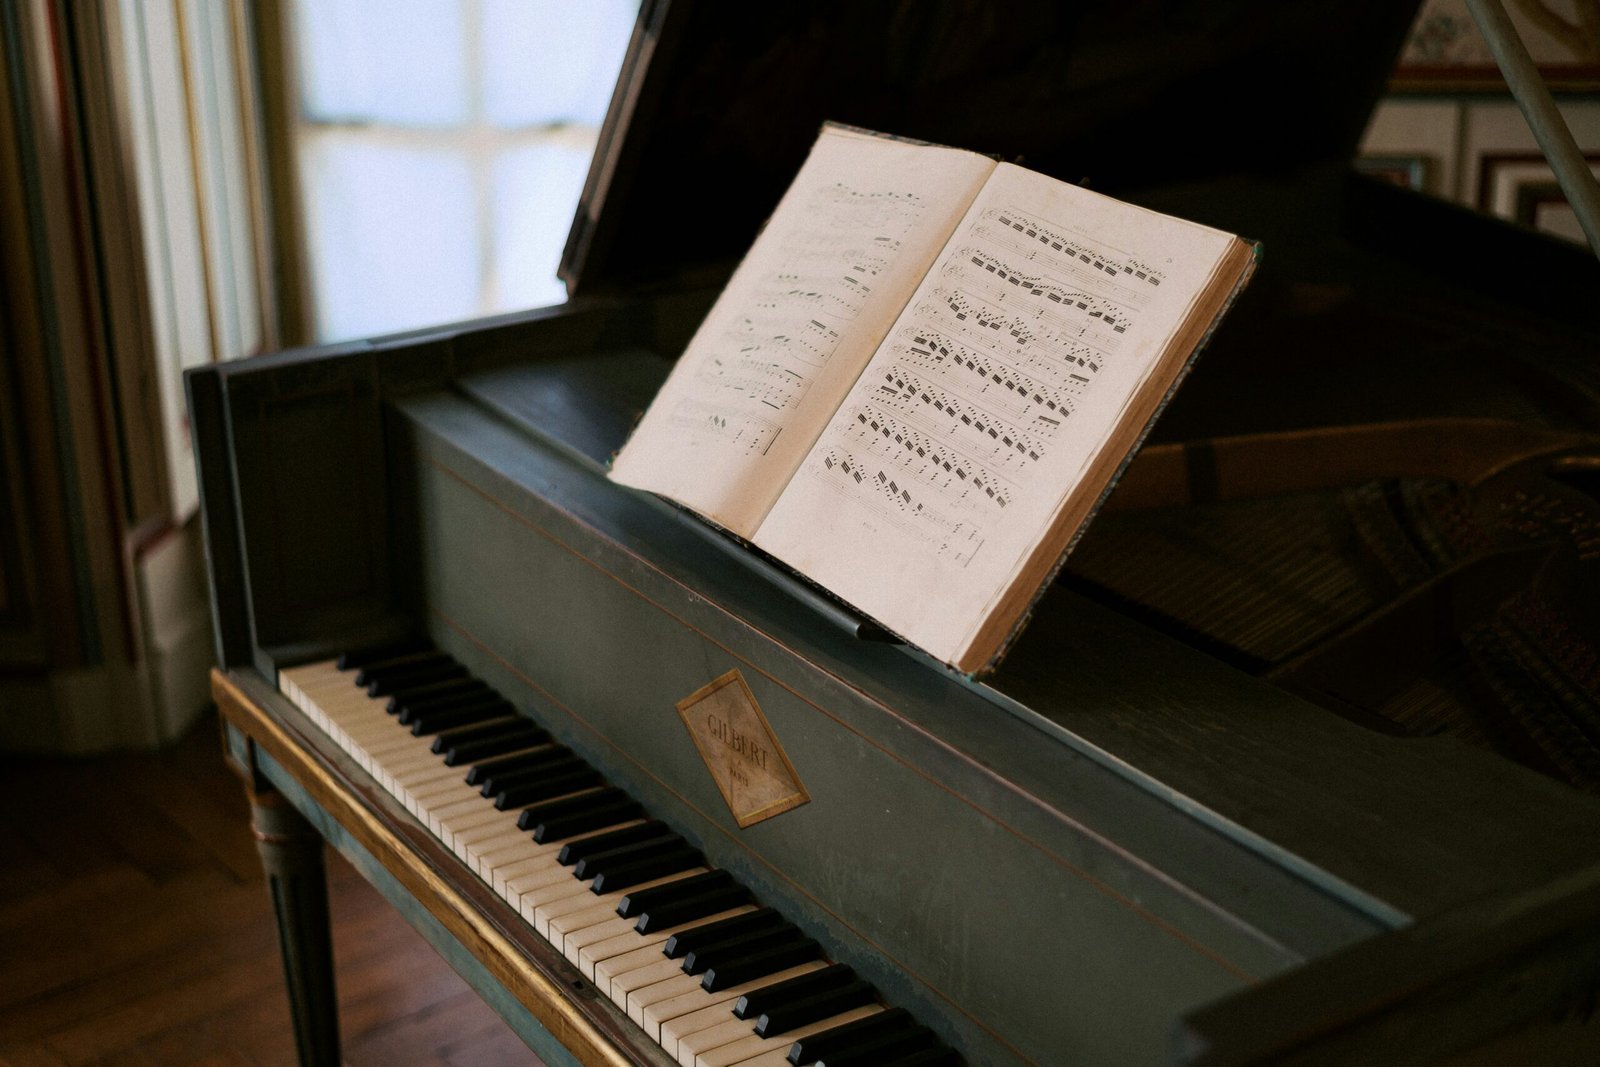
[250,791,341,1066]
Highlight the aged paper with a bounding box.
[609,126,994,536]
[752,165,1238,666]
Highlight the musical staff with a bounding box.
[791,195,1168,570]
[984,208,1166,288]
[957,249,1134,333]
[664,400,781,457]
[693,354,806,412]
[813,447,987,565]
[666,180,929,455]
[632,178,940,472]
[717,314,843,374]
[898,329,1076,426]
[842,402,1015,508]
[873,365,1047,472]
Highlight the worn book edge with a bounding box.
[962,237,1262,678]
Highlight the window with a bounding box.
[289,0,638,341]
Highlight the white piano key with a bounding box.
[535,874,671,942]
[492,852,557,897]
[723,1050,795,1067]
[649,961,826,1053]
[607,955,685,1006]
[477,836,547,878]
[571,906,757,982]
[519,876,598,935]
[545,869,709,952]
[463,825,535,875]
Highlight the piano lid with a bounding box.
[559,0,1421,297]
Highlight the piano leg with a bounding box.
[250,790,341,1066]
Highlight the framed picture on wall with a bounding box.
[1354,154,1433,190]
[1393,0,1600,91]
[1478,151,1600,242]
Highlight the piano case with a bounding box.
[190,2,1600,1063]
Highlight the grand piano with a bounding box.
[190,2,1600,1064]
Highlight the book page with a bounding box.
[753,164,1239,666]
[608,126,995,537]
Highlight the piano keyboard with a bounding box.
[278,643,958,1067]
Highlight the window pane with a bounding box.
[491,136,597,309]
[480,0,638,128]
[297,0,468,126]
[302,135,480,340]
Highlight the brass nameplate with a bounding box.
[677,669,809,828]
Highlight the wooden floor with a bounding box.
[0,714,541,1065]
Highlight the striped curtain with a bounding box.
[0,0,279,751]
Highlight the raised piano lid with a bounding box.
[558,0,1421,298]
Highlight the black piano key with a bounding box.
[700,936,819,992]
[634,883,753,934]
[682,925,788,976]
[364,659,465,697]
[353,651,452,686]
[407,699,514,735]
[734,963,855,1020]
[442,723,548,766]
[810,1028,939,1067]
[571,833,686,880]
[476,749,578,795]
[616,869,735,920]
[557,820,670,866]
[415,702,514,739]
[464,745,568,787]
[529,794,643,842]
[755,981,876,1037]
[486,755,595,796]
[663,907,782,959]
[588,845,702,894]
[371,665,473,700]
[430,716,535,749]
[493,767,604,810]
[785,1008,915,1065]
[515,787,633,834]
[389,679,492,715]
[336,638,430,671]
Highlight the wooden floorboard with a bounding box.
[0,714,541,1065]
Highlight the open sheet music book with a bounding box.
[610,124,1257,675]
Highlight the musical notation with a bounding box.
[694,354,806,412]
[750,281,870,319]
[748,184,925,318]
[898,330,1076,426]
[956,250,1134,333]
[981,209,1165,288]
[814,447,987,565]
[665,400,781,457]
[844,402,1014,507]
[669,181,928,456]
[719,315,843,374]
[873,365,1047,472]
[795,198,1165,569]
